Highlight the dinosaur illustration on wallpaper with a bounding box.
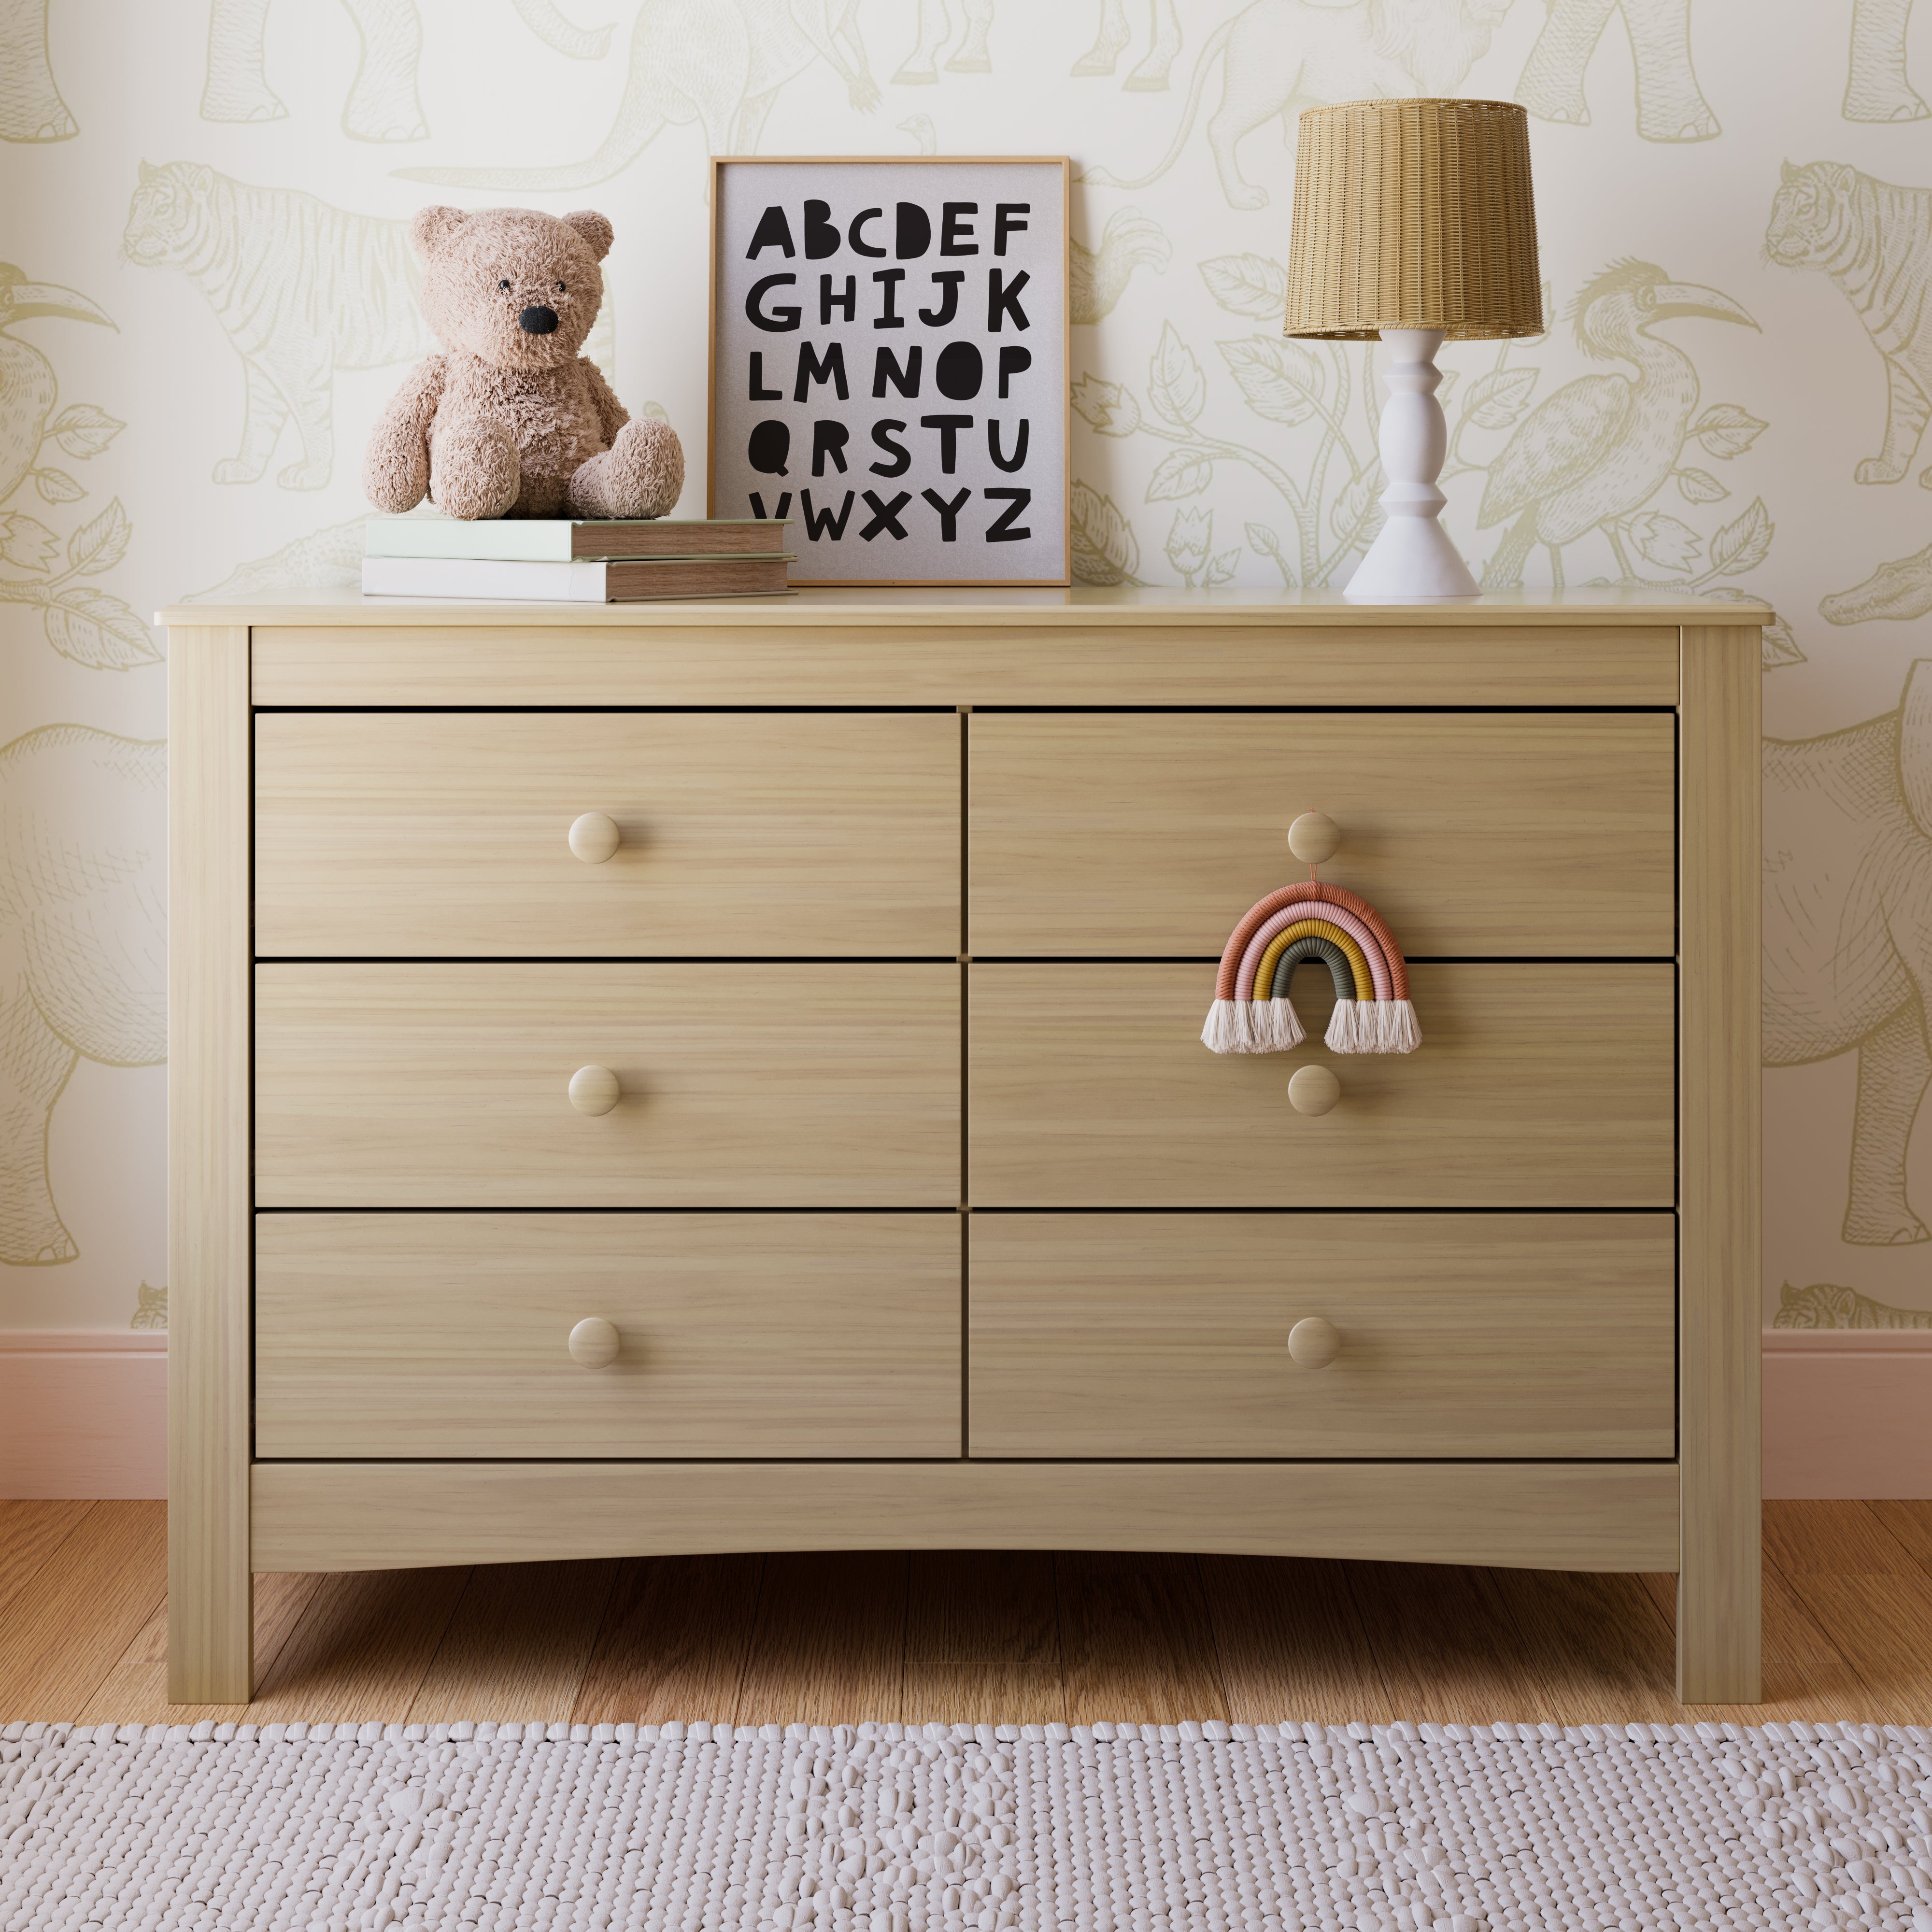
[1767,161,1932,488]
[1765,659,1932,1248]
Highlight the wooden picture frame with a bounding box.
[708,155,1072,587]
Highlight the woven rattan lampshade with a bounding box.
[1284,98,1543,341]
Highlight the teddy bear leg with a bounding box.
[428,414,520,520]
[567,418,686,520]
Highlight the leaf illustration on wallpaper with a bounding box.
[1773,1281,1932,1327]
[1847,0,1925,120]
[895,0,991,83]
[1764,658,1932,1248]
[1768,161,1932,487]
[1082,0,1510,211]
[0,727,165,1268]
[1070,0,1181,90]
[1072,210,1170,324]
[1467,260,1764,589]
[1515,0,1719,142]
[1068,481,1143,585]
[397,0,880,189]
[201,0,611,142]
[0,0,75,141]
[0,269,156,671]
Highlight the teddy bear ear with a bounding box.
[561,210,614,261]
[409,206,469,260]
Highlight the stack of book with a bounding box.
[361,516,794,602]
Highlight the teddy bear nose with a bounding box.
[519,304,559,335]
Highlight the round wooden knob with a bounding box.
[569,812,621,864]
[1287,812,1341,865]
[568,1317,620,1369]
[568,1065,621,1115]
[1288,1316,1341,1370]
[1287,1065,1341,1115]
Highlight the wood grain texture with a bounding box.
[571,1556,765,1727]
[0,1499,93,1622]
[1677,624,1763,1704]
[249,1461,1680,1574]
[1479,1569,1682,1725]
[166,624,253,1705]
[0,1500,168,1719]
[244,620,1683,709]
[734,1553,909,1726]
[968,963,1676,1208]
[902,1665,1068,1725]
[255,1214,962,1458]
[907,1552,1059,1663]
[968,1213,1675,1458]
[254,964,960,1208]
[1056,1553,1227,1727]
[1343,1563,1543,1725]
[255,711,960,958]
[969,713,1676,957]
[1198,1556,1392,1727]
[408,1561,621,1723]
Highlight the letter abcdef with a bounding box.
[803,199,840,259]
[745,205,796,259]
[940,201,979,255]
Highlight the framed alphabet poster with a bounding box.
[709,156,1070,586]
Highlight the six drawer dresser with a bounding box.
[162,587,1766,1705]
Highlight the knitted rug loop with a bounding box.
[3,1716,1925,1932]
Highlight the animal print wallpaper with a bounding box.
[0,0,1926,1337]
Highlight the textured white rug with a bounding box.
[3,1716,1929,1932]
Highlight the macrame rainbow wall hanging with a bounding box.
[1202,881,1421,1057]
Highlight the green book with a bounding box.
[365,515,789,562]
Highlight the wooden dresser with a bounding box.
[162,587,1765,1705]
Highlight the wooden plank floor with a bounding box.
[0,1500,1922,1727]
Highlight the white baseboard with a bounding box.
[0,1328,1918,1505]
[0,1332,167,1499]
[1763,1330,1932,1499]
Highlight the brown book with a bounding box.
[364,516,791,562]
[360,554,795,603]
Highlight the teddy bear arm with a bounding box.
[580,356,631,446]
[362,355,448,513]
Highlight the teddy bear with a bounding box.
[362,205,682,521]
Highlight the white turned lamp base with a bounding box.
[1344,328,1480,602]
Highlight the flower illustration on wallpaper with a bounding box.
[1773,1281,1932,1328]
[1082,0,1511,211]
[201,0,612,141]
[1071,0,1181,89]
[1767,161,1932,487]
[0,270,156,672]
[1075,254,1387,587]
[0,726,165,1267]
[397,0,879,190]
[1847,0,1925,120]
[1764,657,1932,1248]
[1470,260,1764,591]
[1514,0,1719,142]
[0,0,74,141]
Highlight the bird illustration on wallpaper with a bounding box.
[1774,1281,1932,1327]
[397,0,880,189]
[1475,259,1762,588]
[1072,0,1182,88]
[0,0,73,141]
[1847,0,1924,120]
[1082,0,1511,211]
[0,726,164,1268]
[1767,161,1932,488]
[1764,658,1932,1248]
[201,0,612,141]
[1513,0,1719,141]
[0,269,156,672]
[895,0,992,82]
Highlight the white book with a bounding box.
[361,554,794,603]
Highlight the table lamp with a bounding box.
[1284,97,1544,601]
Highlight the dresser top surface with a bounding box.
[159,584,1774,630]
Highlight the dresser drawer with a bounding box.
[968,1212,1675,1458]
[968,962,1673,1207]
[968,712,1674,956]
[254,711,959,957]
[256,1212,960,1458]
[256,963,959,1206]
